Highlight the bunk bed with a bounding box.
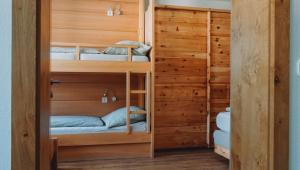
[49,0,155,161]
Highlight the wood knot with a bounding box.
[275,75,280,84]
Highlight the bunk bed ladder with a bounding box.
[126,71,151,134]
[126,71,131,133]
[146,72,151,134]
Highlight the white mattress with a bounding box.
[216,111,231,133]
[80,53,149,62]
[50,121,147,135]
[51,52,76,60]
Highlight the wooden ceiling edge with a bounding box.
[155,4,231,13]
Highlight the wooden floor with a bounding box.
[58,149,229,170]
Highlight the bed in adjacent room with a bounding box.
[213,108,231,159]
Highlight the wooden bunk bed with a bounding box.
[49,0,155,162]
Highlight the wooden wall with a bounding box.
[209,11,231,143]
[51,73,141,116]
[155,7,230,149]
[51,0,143,45]
[154,7,230,149]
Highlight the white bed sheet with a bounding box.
[50,121,147,135]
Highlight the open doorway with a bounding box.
[11,0,290,169]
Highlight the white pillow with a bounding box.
[102,106,146,128]
[104,40,152,56]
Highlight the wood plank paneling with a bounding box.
[51,0,142,45]
[209,12,231,144]
[155,7,231,150]
[154,8,208,149]
[50,73,140,116]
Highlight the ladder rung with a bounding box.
[130,110,147,115]
[130,90,146,94]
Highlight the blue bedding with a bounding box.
[50,121,147,135]
[51,116,104,128]
[216,112,231,133]
[213,130,230,149]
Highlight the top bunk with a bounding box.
[50,0,154,73]
[51,42,152,73]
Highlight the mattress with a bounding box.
[216,111,231,133]
[50,121,147,135]
[51,52,76,60]
[213,130,230,150]
[80,53,149,62]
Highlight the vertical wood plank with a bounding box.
[146,72,151,133]
[231,0,289,169]
[126,71,131,133]
[206,10,211,147]
[37,0,51,169]
[272,0,290,169]
[139,0,145,42]
[12,0,37,168]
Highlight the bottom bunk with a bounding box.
[50,106,153,161]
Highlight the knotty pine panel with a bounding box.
[155,8,208,149]
[209,11,231,143]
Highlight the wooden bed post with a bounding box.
[126,71,131,133]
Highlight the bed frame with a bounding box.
[214,144,230,159]
[49,0,156,162]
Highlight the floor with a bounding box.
[58,149,229,170]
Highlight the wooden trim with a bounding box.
[52,133,151,147]
[155,5,231,13]
[131,90,146,94]
[139,0,145,42]
[12,0,51,168]
[214,145,230,159]
[149,0,155,158]
[51,60,151,73]
[146,72,151,134]
[206,10,212,147]
[126,71,131,133]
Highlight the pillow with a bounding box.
[50,116,105,128]
[102,106,146,128]
[51,47,76,53]
[104,40,152,56]
[80,48,103,54]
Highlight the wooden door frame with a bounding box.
[12,0,51,169]
[11,0,290,170]
[231,0,290,170]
